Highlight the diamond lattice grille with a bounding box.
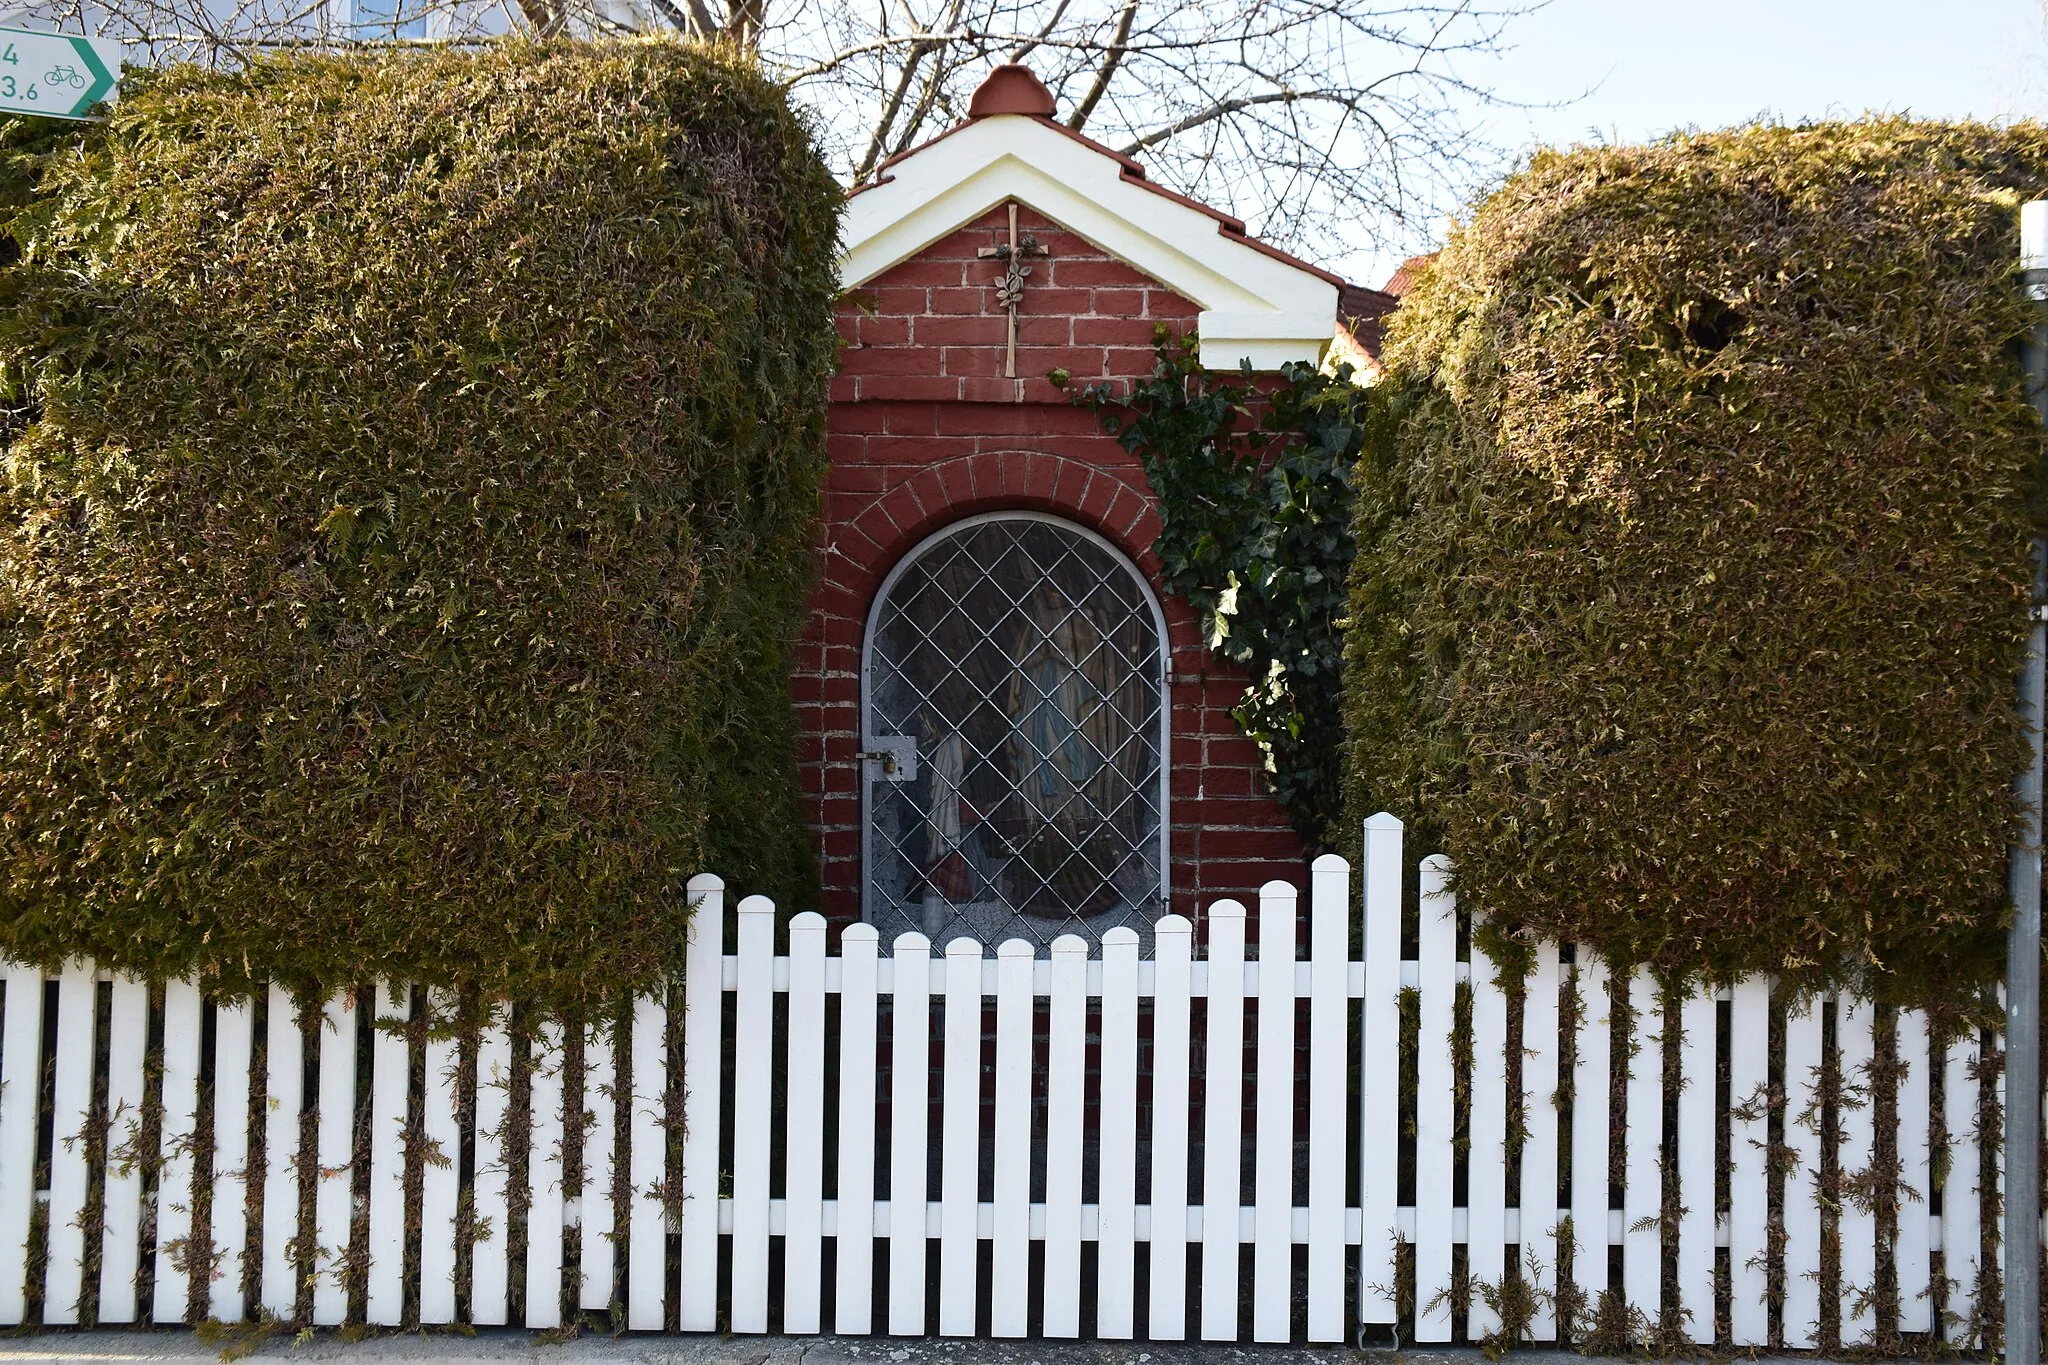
[865,516,1166,947]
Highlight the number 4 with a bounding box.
[2,45,18,66]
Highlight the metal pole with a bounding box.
[2008,197,2048,1365]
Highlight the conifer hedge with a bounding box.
[0,42,841,1001]
[1344,121,2048,1002]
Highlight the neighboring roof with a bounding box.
[1382,253,1437,298]
[840,64,1344,371]
[1331,282,1397,377]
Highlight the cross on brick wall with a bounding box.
[976,202,1050,378]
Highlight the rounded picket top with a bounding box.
[1418,853,1455,911]
[686,872,726,894]
[892,931,931,955]
[789,911,827,934]
[997,938,1036,959]
[1260,879,1299,901]
[945,936,984,958]
[1207,897,1248,919]
[1311,852,1350,875]
[1154,913,1194,938]
[736,894,776,917]
[1051,934,1089,958]
[1102,926,1140,950]
[841,922,880,947]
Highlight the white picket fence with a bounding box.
[0,812,2019,1345]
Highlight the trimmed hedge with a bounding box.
[1344,121,2048,1002]
[0,41,841,1001]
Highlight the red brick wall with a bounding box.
[796,202,1307,937]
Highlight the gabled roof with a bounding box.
[839,65,1344,371]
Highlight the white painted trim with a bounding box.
[840,116,1339,371]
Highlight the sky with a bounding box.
[1357,0,2048,286]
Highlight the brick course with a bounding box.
[799,202,1307,938]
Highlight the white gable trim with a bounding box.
[840,115,1340,371]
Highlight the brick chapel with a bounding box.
[794,64,1391,946]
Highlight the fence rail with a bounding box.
[0,813,2019,1346]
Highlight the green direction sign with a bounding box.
[0,27,118,120]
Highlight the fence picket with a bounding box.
[309,990,358,1327]
[1148,915,1194,1342]
[1519,941,1561,1342]
[527,1016,567,1330]
[154,980,202,1324]
[1839,994,1877,1346]
[626,991,667,1331]
[1727,978,1770,1346]
[420,989,460,1325]
[45,962,97,1325]
[1199,897,1248,1343]
[1568,955,1611,1339]
[1781,992,1824,1348]
[1413,858,1456,1343]
[1467,913,1508,1342]
[1995,1025,2009,1335]
[255,987,305,1320]
[1096,926,1141,1340]
[1621,968,1663,1332]
[990,939,1032,1338]
[1044,935,1088,1338]
[1943,1029,1982,1344]
[728,896,776,1334]
[675,873,724,1332]
[578,1010,616,1315]
[1895,1008,1932,1334]
[783,912,828,1334]
[100,976,150,1324]
[1358,814,1404,1328]
[937,937,983,1337]
[0,965,43,1325]
[886,933,932,1336]
[834,925,881,1335]
[1252,881,1297,1344]
[208,996,255,1324]
[1676,980,1715,1343]
[471,1009,512,1327]
[367,984,409,1327]
[1306,854,1350,1343]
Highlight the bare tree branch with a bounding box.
[1006,0,1067,64]
[855,34,936,176]
[1063,0,1132,130]
[1119,86,1354,154]
[26,0,1545,275]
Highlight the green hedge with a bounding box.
[1344,121,2048,1002]
[0,41,841,1001]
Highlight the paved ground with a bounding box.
[2,1334,1357,1364]
[0,1333,1792,1365]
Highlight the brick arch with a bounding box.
[796,438,1304,929]
[821,447,1160,604]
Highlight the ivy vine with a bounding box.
[1066,332,1374,850]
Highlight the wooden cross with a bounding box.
[976,202,1050,378]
